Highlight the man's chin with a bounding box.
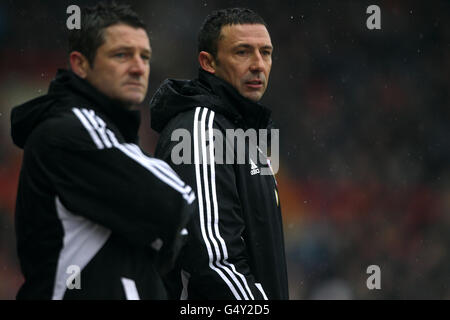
[242,91,263,102]
[117,94,145,108]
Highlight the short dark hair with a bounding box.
[198,8,267,58]
[68,2,147,67]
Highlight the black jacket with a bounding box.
[150,69,289,300]
[10,69,195,300]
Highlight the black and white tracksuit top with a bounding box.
[150,69,289,300]
[10,69,195,300]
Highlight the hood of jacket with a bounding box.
[11,69,141,149]
[150,68,273,133]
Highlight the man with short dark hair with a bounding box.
[150,8,288,300]
[10,2,195,299]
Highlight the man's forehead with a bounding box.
[219,23,272,46]
[102,24,151,49]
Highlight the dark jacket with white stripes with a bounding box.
[150,69,289,300]
[10,69,195,300]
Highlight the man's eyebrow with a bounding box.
[233,43,273,50]
[109,46,152,54]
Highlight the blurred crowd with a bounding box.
[1,0,449,299]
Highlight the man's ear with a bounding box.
[198,51,217,74]
[69,51,91,78]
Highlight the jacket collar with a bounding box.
[50,69,141,143]
[197,69,272,130]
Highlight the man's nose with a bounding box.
[249,51,265,72]
[129,55,147,75]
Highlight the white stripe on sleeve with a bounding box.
[193,107,242,300]
[255,283,269,300]
[194,107,255,300]
[81,108,113,148]
[72,108,104,149]
[121,277,140,300]
[72,108,194,203]
[206,109,254,300]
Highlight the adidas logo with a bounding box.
[250,159,260,175]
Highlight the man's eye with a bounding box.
[236,50,247,56]
[115,53,127,58]
[262,51,272,56]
